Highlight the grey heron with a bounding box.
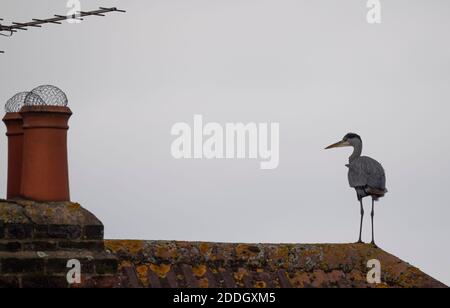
[325,133,387,246]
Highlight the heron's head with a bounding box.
[325,133,362,150]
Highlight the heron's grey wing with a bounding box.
[348,156,386,190]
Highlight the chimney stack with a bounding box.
[2,92,27,199]
[19,85,72,202]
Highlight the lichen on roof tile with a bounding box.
[105,240,448,288]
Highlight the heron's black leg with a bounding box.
[357,200,364,243]
[371,198,377,247]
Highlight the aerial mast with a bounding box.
[0,7,125,53]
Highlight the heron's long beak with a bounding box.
[325,140,351,150]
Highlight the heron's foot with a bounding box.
[356,240,364,244]
[370,241,378,248]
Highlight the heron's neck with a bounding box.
[349,142,362,163]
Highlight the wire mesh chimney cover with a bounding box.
[5,92,29,113]
[24,85,68,107]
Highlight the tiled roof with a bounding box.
[105,241,447,288]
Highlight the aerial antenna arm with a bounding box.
[0,7,125,53]
[5,7,125,32]
[0,18,13,36]
[0,18,12,53]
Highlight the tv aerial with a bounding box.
[0,7,125,54]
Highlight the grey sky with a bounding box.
[1,0,449,285]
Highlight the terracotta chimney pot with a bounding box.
[20,105,72,202]
[2,112,24,199]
